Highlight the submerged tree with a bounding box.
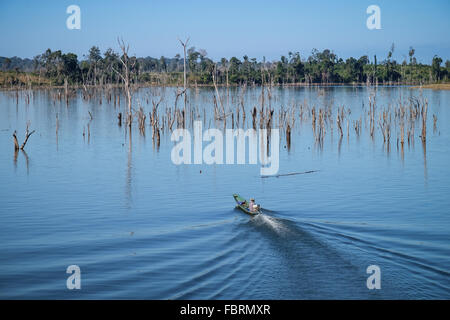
[113,39,136,127]
[178,37,190,90]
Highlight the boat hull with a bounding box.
[233,194,261,216]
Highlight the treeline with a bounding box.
[1,44,449,87]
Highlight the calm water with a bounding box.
[0,86,449,299]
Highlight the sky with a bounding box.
[0,0,449,63]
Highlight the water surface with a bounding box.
[0,86,449,299]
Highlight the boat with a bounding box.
[233,194,262,215]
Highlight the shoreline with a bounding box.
[2,82,450,92]
[411,83,450,90]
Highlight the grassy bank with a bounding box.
[412,83,450,90]
[2,70,450,91]
[0,71,51,87]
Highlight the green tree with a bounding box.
[62,53,80,83]
[187,47,199,73]
[229,57,241,83]
[432,55,443,81]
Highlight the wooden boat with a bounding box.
[233,194,262,216]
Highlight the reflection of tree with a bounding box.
[13,149,30,175]
[125,126,133,209]
[22,149,30,175]
[422,140,427,184]
[13,149,18,170]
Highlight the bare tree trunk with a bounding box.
[226,68,229,87]
[178,37,190,91]
[113,38,135,128]
[212,66,225,118]
[13,123,35,151]
[178,37,190,116]
[21,124,35,150]
[12,131,20,150]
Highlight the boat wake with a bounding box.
[251,213,289,235]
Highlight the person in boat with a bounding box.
[238,200,247,206]
[249,198,256,212]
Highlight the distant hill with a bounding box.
[0,56,36,72]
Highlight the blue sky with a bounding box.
[0,0,449,63]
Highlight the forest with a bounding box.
[1,43,449,87]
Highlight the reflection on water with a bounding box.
[126,126,133,209]
[422,140,428,184]
[0,86,449,299]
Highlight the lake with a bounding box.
[0,85,449,299]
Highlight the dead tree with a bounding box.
[421,99,428,143]
[252,107,257,129]
[212,65,225,119]
[112,38,135,128]
[286,124,291,150]
[336,112,343,138]
[178,37,190,91]
[13,131,20,150]
[13,123,35,151]
[174,88,187,127]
